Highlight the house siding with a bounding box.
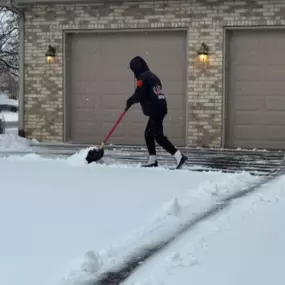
[24,0,285,146]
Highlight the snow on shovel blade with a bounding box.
[85,110,127,164]
[85,147,104,164]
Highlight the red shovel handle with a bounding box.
[103,110,127,144]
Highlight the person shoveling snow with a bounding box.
[86,56,188,170]
[125,56,188,169]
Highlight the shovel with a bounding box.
[85,109,128,164]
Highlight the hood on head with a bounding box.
[129,56,150,78]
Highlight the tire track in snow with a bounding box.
[92,158,285,285]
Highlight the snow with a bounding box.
[0,133,37,151]
[1,111,18,122]
[126,176,285,285]
[0,134,285,285]
[3,127,18,136]
[0,93,18,107]
[0,153,234,285]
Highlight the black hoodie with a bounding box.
[127,56,167,118]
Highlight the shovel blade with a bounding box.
[85,147,104,164]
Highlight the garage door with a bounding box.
[66,30,187,146]
[226,29,285,150]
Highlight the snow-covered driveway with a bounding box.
[0,135,285,285]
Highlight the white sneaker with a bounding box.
[142,155,158,167]
[173,150,188,169]
[174,150,182,163]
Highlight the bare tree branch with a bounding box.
[0,57,18,70]
[0,6,19,78]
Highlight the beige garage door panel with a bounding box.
[226,29,285,150]
[236,112,285,125]
[68,30,186,146]
[266,97,285,110]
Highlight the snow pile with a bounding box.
[3,147,97,165]
[58,172,259,285]
[0,133,37,151]
[125,175,285,285]
[65,147,98,166]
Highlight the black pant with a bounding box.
[144,116,177,156]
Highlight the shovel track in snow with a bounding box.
[93,248,157,285]
[93,158,285,285]
[93,241,176,285]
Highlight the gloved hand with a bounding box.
[125,97,133,111]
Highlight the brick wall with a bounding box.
[24,0,285,145]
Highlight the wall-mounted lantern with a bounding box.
[197,43,209,64]
[45,45,56,64]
